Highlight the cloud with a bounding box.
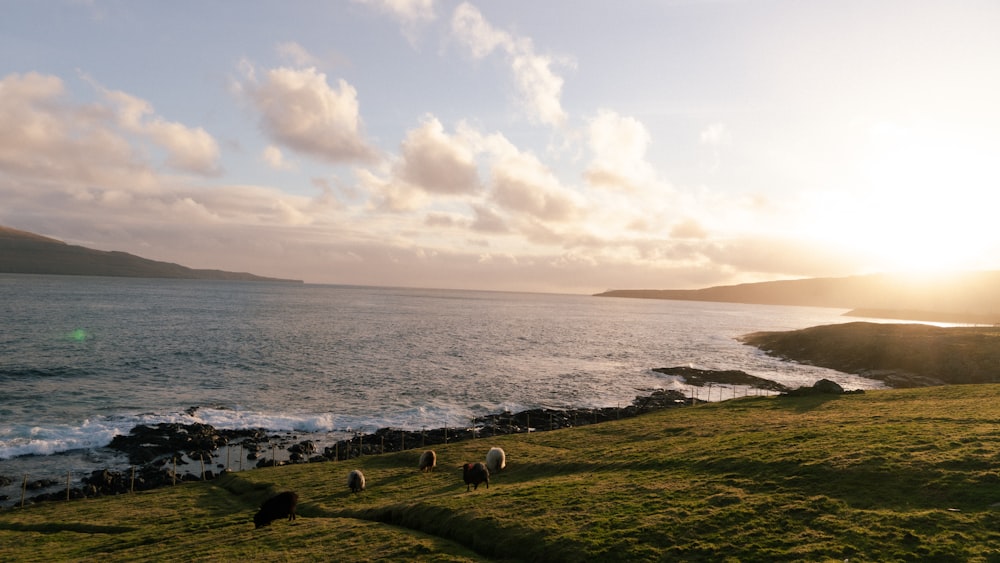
[0,72,154,191]
[450,3,568,127]
[358,167,429,212]
[584,110,656,191]
[699,122,731,173]
[276,41,322,67]
[471,204,508,233]
[0,71,335,243]
[700,123,732,146]
[450,2,511,58]
[395,116,480,195]
[485,136,580,222]
[354,0,436,25]
[670,218,708,239]
[262,145,295,170]
[93,83,221,176]
[239,65,378,164]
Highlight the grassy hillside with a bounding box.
[595,272,1000,325]
[3,385,1000,561]
[0,225,301,282]
[742,322,1000,388]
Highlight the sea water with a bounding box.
[0,274,883,506]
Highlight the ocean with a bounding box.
[0,274,884,506]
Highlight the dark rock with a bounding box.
[26,479,58,490]
[783,378,848,397]
[653,366,790,392]
[288,440,316,456]
[812,378,844,394]
[106,422,267,466]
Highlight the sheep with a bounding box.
[347,469,366,493]
[462,462,489,491]
[486,447,506,473]
[419,450,437,472]
[253,491,298,528]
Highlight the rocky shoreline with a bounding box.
[2,387,693,508]
[2,366,853,509]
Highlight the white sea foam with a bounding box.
[0,418,128,460]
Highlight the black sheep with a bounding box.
[463,462,490,491]
[253,491,298,528]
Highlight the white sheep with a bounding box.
[347,469,366,493]
[486,446,506,473]
[419,450,437,472]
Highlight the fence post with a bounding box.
[200,456,206,481]
[21,474,27,508]
[130,466,136,493]
[173,457,177,485]
[66,471,71,501]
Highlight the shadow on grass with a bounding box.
[771,394,844,412]
[683,454,1000,511]
[0,521,137,534]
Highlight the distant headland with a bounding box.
[595,272,1000,325]
[0,225,302,283]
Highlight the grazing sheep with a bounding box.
[347,469,366,493]
[419,450,437,472]
[486,447,506,473]
[253,491,298,529]
[463,462,490,491]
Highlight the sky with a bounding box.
[2,0,999,294]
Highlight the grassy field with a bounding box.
[2,384,1000,562]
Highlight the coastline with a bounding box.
[741,321,1000,387]
[4,358,842,510]
[0,388,693,509]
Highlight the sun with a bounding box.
[818,122,999,276]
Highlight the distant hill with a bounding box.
[0,226,302,283]
[595,272,1000,324]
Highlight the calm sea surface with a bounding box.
[0,274,883,505]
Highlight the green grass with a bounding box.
[3,385,1000,561]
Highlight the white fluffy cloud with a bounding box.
[1,72,221,180]
[99,85,221,176]
[0,72,330,236]
[485,136,579,222]
[450,3,568,127]
[0,73,151,191]
[240,65,378,164]
[396,116,480,195]
[584,110,656,191]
